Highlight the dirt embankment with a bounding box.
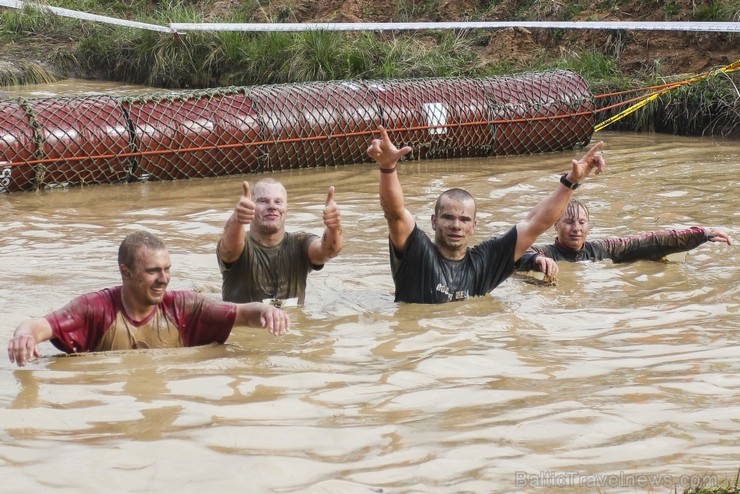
[1,0,738,82]
[208,0,738,77]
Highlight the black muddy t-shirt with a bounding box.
[390,224,519,304]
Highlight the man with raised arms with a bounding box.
[366,125,606,304]
[217,178,343,307]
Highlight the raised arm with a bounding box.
[233,302,291,336]
[515,141,606,260]
[366,126,415,252]
[8,317,54,367]
[218,181,252,264]
[308,186,344,264]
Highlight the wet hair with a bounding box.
[559,199,590,223]
[252,178,288,204]
[118,231,167,268]
[254,177,280,188]
[435,188,476,216]
[254,178,286,193]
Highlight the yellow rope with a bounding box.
[594,59,740,133]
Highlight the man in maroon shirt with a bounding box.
[8,230,291,367]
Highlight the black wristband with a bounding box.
[560,173,580,190]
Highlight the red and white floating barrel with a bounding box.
[0,70,596,193]
[126,90,263,181]
[247,80,380,170]
[1,96,131,192]
[370,77,493,160]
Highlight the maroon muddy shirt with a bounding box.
[45,286,237,353]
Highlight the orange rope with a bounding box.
[2,111,594,168]
[594,80,684,99]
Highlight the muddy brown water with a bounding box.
[1,80,739,493]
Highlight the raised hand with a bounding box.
[323,185,342,230]
[235,180,255,225]
[366,125,413,170]
[568,141,606,184]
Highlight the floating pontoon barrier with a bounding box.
[0,69,595,193]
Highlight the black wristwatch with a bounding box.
[560,173,580,190]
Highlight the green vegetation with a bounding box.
[590,67,740,137]
[0,0,738,136]
[397,0,439,21]
[1,0,736,87]
[682,469,740,494]
[0,60,57,86]
[684,486,740,494]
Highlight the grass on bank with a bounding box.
[0,0,738,136]
[3,0,737,87]
[683,469,740,494]
[0,60,57,86]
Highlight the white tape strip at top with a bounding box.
[0,1,737,34]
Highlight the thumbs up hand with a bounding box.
[235,180,255,225]
[323,186,341,231]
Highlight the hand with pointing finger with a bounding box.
[703,227,732,245]
[566,141,606,185]
[235,180,255,225]
[367,125,413,171]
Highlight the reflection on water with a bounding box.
[1,78,167,99]
[0,128,738,493]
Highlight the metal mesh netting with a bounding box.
[483,70,595,155]
[128,90,262,181]
[248,81,379,171]
[0,69,595,193]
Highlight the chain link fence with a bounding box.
[0,69,594,193]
